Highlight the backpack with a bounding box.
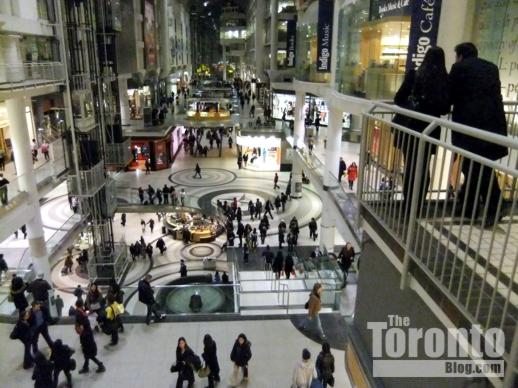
[190,354,202,371]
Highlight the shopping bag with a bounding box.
[228,364,244,387]
[197,365,211,378]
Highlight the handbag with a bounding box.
[68,358,76,371]
[197,365,211,378]
[170,363,180,373]
[228,364,244,387]
[74,324,84,335]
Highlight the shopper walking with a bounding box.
[292,348,315,388]
[0,173,9,205]
[338,158,346,183]
[50,339,75,388]
[278,220,286,248]
[273,173,280,189]
[202,334,220,388]
[9,309,33,369]
[32,351,54,388]
[28,301,54,353]
[449,42,508,227]
[264,199,274,219]
[284,254,294,280]
[316,342,335,388]
[394,46,449,211]
[148,218,155,233]
[273,251,284,279]
[230,333,252,382]
[138,274,166,325]
[193,163,202,178]
[300,283,326,340]
[171,337,200,388]
[138,187,144,203]
[338,243,355,287]
[145,158,151,174]
[41,141,50,161]
[120,213,126,227]
[75,300,106,374]
[308,218,318,241]
[347,162,358,190]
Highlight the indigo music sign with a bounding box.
[317,0,333,73]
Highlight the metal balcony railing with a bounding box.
[67,160,105,197]
[104,139,132,166]
[0,62,65,87]
[86,242,129,284]
[358,101,518,375]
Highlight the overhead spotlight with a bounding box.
[204,1,209,6]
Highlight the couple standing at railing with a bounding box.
[392,42,508,228]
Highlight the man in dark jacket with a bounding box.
[28,273,54,320]
[138,274,165,325]
[338,158,346,183]
[10,274,29,313]
[449,42,508,226]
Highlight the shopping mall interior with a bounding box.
[0,0,517,387]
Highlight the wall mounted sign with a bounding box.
[317,0,333,73]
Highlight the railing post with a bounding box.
[399,133,427,290]
[357,113,370,210]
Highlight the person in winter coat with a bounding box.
[289,217,299,245]
[278,220,287,248]
[75,300,105,374]
[300,283,325,340]
[338,243,355,287]
[202,334,220,388]
[449,42,508,227]
[10,309,33,369]
[292,348,315,388]
[28,301,53,353]
[346,162,358,190]
[308,218,318,241]
[138,274,165,325]
[50,339,75,388]
[273,251,284,279]
[10,274,29,313]
[32,351,54,388]
[338,158,346,183]
[264,200,274,219]
[84,283,103,332]
[394,46,450,210]
[284,255,294,280]
[173,337,199,388]
[316,342,335,388]
[156,237,167,255]
[230,333,252,379]
[104,294,122,346]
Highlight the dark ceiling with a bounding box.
[190,0,249,31]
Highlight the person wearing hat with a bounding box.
[292,348,315,388]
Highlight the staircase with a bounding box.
[237,270,334,315]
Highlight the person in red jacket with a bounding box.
[346,162,358,190]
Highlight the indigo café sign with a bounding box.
[317,0,333,73]
[406,0,443,71]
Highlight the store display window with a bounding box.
[335,0,410,99]
[236,135,281,170]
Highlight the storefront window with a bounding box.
[295,2,331,83]
[467,0,518,101]
[335,0,410,99]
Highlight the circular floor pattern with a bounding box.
[181,243,222,261]
[40,195,76,230]
[164,286,226,314]
[210,192,269,210]
[169,168,236,187]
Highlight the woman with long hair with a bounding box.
[393,46,450,210]
[173,337,197,388]
[300,283,325,340]
[202,334,220,388]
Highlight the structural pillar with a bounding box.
[255,0,265,79]
[270,0,279,71]
[222,46,227,81]
[290,90,306,199]
[319,104,343,253]
[6,97,49,276]
[293,90,305,148]
[118,77,130,125]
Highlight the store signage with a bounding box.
[317,0,333,73]
[286,19,297,68]
[371,0,411,20]
[406,0,443,72]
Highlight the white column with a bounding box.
[6,97,49,276]
[159,0,170,75]
[222,46,227,81]
[270,0,279,71]
[118,77,130,125]
[255,0,265,79]
[290,155,303,199]
[293,90,305,148]
[319,104,342,252]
